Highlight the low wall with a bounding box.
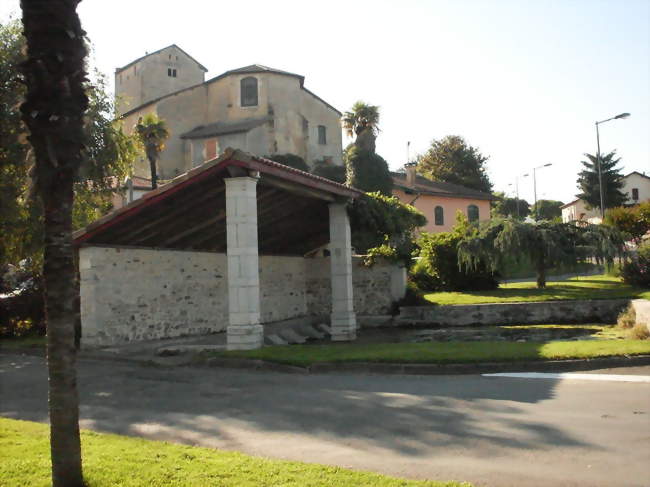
[398,299,630,326]
[80,246,405,346]
[631,299,650,331]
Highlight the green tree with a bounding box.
[20,1,87,485]
[531,199,564,221]
[311,158,346,183]
[135,113,169,189]
[416,135,492,193]
[264,153,309,172]
[458,219,625,288]
[576,151,627,211]
[348,192,426,264]
[341,101,392,195]
[491,192,530,220]
[0,18,138,275]
[604,202,650,245]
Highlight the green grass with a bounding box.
[216,339,650,367]
[424,275,650,305]
[0,334,46,350]
[0,417,469,487]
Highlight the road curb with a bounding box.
[198,354,650,375]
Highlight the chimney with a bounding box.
[404,162,417,187]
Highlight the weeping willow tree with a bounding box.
[457,219,626,288]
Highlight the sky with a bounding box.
[2,0,649,204]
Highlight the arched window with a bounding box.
[240,77,258,107]
[434,206,444,226]
[468,204,479,222]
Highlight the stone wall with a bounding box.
[398,299,630,326]
[630,299,650,331]
[80,246,405,346]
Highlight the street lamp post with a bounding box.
[532,163,552,221]
[595,112,630,220]
[509,173,529,219]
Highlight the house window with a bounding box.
[632,188,639,200]
[241,77,258,107]
[318,125,327,145]
[434,206,444,226]
[468,204,479,222]
[167,68,177,77]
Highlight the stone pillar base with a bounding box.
[330,312,357,341]
[227,324,264,350]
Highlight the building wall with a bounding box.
[622,173,650,204]
[119,70,342,180]
[115,45,205,117]
[561,199,601,223]
[79,246,404,346]
[392,188,491,233]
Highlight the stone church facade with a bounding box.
[115,44,343,181]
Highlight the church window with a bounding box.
[241,77,258,107]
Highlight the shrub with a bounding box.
[617,304,636,329]
[0,265,45,337]
[264,153,309,172]
[348,192,426,265]
[311,160,346,183]
[344,145,393,196]
[413,214,499,292]
[620,241,650,287]
[630,323,650,340]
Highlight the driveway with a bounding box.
[1,353,649,487]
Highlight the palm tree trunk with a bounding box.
[19,1,88,485]
[149,154,158,189]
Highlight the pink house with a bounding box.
[392,164,493,233]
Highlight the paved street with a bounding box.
[1,353,649,487]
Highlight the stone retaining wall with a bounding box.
[80,246,405,346]
[398,299,630,326]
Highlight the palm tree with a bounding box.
[342,101,380,138]
[19,1,87,485]
[135,113,169,189]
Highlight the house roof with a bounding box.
[73,149,361,256]
[391,172,494,201]
[115,44,208,74]
[120,63,341,118]
[560,198,581,209]
[180,117,272,140]
[625,171,650,181]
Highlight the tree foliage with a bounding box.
[311,159,346,183]
[416,135,492,193]
[604,202,650,245]
[531,199,564,221]
[458,219,626,288]
[491,192,530,220]
[264,153,309,172]
[620,240,650,288]
[576,151,627,211]
[348,192,426,265]
[344,144,393,195]
[342,101,380,138]
[135,113,169,189]
[0,19,139,277]
[412,213,499,292]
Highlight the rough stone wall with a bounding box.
[306,257,406,316]
[80,247,406,346]
[398,299,630,326]
[80,246,228,346]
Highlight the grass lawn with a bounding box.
[0,417,469,487]
[0,334,46,350]
[216,338,650,367]
[424,275,650,305]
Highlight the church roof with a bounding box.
[180,117,272,139]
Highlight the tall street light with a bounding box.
[595,112,630,220]
[532,163,552,221]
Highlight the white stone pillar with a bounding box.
[328,202,357,341]
[226,176,263,350]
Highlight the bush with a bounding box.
[413,215,499,292]
[264,153,309,172]
[630,323,650,340]
[620,241,650,288]
[348,192,426,265]
[617,304,636,329]
[0,265,44,337]
[344,145,393,196]
[311,160,346,183]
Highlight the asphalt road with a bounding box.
[1,353,649,487]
